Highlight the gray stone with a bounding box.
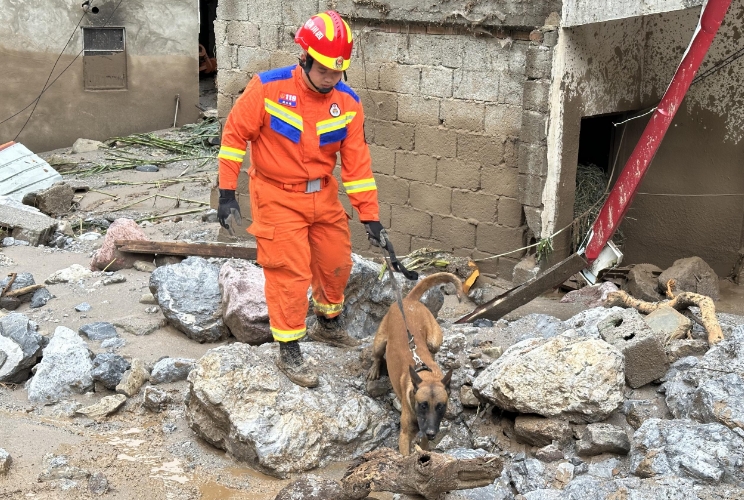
[644,306,692,344]
[101,337,126,351]
[112,315,166,336]
[143,386,170,412]
[46,264,92,284]
[0,197,57,246]
[564,306,627,339]
[666,338,709,362]
[102,274,126,285]
[115,358,149,397]
[658,256,720,300]
[30,287,53,308]
[187,343,394,478]
[598,308,669,388]
[625,263,664,302]
[135,164,159,172]
[72,138,104,154]
[513,415,572,447]
[631,418,744,485]
[133,261,156,273]
[79,322,118,341]
[75,394,127,419]
[621,399,670,430]
[139,292,157,304]
[0,448,11,475]
[473,332,625,423]
[28,326,94,404]
[219,259,272,344]
[22,182,74,217]
[512,255,539,285]
[509,313,567,342]
[560,282,619,308]
[201,209,218,223]
[0,313,43,383]
[274,475,346,500]
[535,444,564,462]
[75,302,91,312]
[459,385,480,408]
[91,353,130,390]
[0,273,36,310]
[88,471,109,495]
[38,454,90,481]
[506,457,548,494]
[576,423,631,456]
[150,357,195,384]
[149,256,229,342]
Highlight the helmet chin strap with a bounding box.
[300,56,334,94]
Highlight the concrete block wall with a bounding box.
[215,0,557,278]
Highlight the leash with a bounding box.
[377,238,432,373]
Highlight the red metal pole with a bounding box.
[584,0,733,262]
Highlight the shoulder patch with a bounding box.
[258,65,295,85]
[334,81,360,103]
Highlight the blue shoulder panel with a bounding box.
[334,81,360,102]
[258,66,295,84]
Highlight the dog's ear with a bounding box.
[442,369,453,390]
[409,365,423,391]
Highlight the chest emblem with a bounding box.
[278,93,297,107]
[329,103,341,117]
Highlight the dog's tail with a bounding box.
[405,272,463,302]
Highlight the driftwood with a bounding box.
[274,447,503,500]
[605,279,723,344]
[3,284,45,298]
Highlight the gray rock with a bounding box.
[0,198,57,246]
[507,457,548,494]
[513,255,540,285]
[101,337,126,351]
[135,164,159,172]
[644,306,692,344]
[473,332,625,423]
[102,274,126,285]
[0,272,36,310]
[91,353,130,390]
[459,385,480,408]
[513,416,572,447]
[186,343,394,478]
[149,256,228,342]
[115,358,149,397]
[274,475,346,500]
[30,288,53,308]
[625,263,664,302]
[143,386,169,412]
[201,209,218,223]
[112,315,166,336]
[75,302,91,312]
[38,454,90,481]
[139,292,157,304]
[0,448,11,475]
[0,313,43,383]
[658,256,720,300]
[621,399,670,430]
[150,357,195,384]
[666,338,709,362]
[88,471,109,495]
[134,260,156,273]
[22,182,74,217]
[219,260,272,344]
[631,418,744,485]
[79,322,118,341]
[508,313,567,342]
[27,326,94,404]
[535,444,564,462]
[560,281,619,308]
[564,306,627,339]
[576,423,631,456]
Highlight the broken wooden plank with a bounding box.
[114,240,256,260]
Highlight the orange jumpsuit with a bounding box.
[218,65,379,343]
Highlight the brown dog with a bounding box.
[367,272,463,455]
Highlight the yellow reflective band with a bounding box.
[344,178,377,193]
[308,46,350,71]
[217,146,245,161]
[271,326,307,342]
[264,99,304,131]
[316,12,335,41]
[346,22,353,42]
[312,298,343,315]
[316,112,356,135]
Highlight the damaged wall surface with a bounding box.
[547,1,744,275]
[0,0,200,153]
[562,0,705,27]
[216,0,561,277]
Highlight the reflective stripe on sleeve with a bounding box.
[217,146,246,161]
[343,177,377,194]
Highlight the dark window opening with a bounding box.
[82,27,127,90]
[199,0,218,77]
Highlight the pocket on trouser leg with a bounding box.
[248,221,284,268]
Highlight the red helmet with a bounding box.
[295,11,353,71]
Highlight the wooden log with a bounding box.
[114,239,256,260]
[4,284,45,298]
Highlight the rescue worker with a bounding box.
[216,11,387,388]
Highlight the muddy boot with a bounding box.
[307,315,361,348]
[275,340,319,388]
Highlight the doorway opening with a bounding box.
[199,0,218,110]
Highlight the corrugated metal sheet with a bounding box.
[0,142,63,202]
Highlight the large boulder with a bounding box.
[27,326,94,404]
[624,263,664,302]
[473,332,625,423]
[0,313,44,383]
[658,256,719,300]
[631,418,744,486]
[89,218,148,271]
[186,342,394,478]
[149,256,229,342]
[219,259,271,345]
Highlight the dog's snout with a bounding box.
[426,430,437,440]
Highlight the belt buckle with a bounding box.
[305,179,321,193]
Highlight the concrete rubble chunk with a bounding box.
[72,138,104,154]
[513,415,572,447]
[459,385,480,408]
[89,218,149,271]
[219,259,272,344]
[0,143,63,203]
[472,331,625,423]
[0,197,56,246]
[598,308,669,388]
[150,357,195,384]
[21,182,74,217]
[512,255,540,285]
[115,358,149,397]
[75,394,127,419]
[91,353,130,390]
[0,312,43,383]
[576,423,631,456]
[643,306,692,344]
[79,322,118,341]
[667,338,709,362]
[624,263,664,302]
[658,256,720,300]
[112,315,166,336]
[621,399,670,430]
[45,264,92,284]
[535,444,564,462]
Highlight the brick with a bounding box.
[411,236,444,251]
[227,21,261,47]
[270,51,298,68]
[395,151,436,182]
[217,94,234,119]
[249,0,284,24]
[451,190,498,223]
[523,80,550,113]
[461,38,494,71]
[507,42,528,76]
[391,206,431,238]
[386,230,412,255]
[498,256,520,280]
[481,164,519,198]
[409,182,452,214]
[399,34,462,68]
[499,73,524,106]
[361,90,398,121]
[457,134,504,166]
[518,174,546,207]
[277,26,300,51]
[520,110,548,145]
[523,206,543,237]
[282,1,322,26]
[440,100,485,132]
[436,157,480,190]
[543,30,559,48]
[485,104,522,138]
[378,202,392,227]
[259,25,281,51]
[376,174,409,204]
[470,250,500,276]
[432,216,476,250]
[453,70,499,102]
[414,126,457,158]
[345,65,379,91]
[379,64,421,94]
[398,95,440,126]
[216,0,249,21]
[420,67,454,98]
[369,144,395,176]
[526,46,552,80]
[476,223,525,255]
[217,70,249,97]
[214,21,228,45]
[362,32,403,63]
[371,120,415,150]
[216,44,237,70]
[498,197,524,227]
[503,137,519,169]
[237,46,272,73]
[518,143,548,176]
[350,220,372,253]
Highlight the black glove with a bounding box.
[362,221,389,249]
[218,189,242,231]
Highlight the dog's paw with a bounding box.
[367,364,380,381]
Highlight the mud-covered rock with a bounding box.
[219,259,271,345]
